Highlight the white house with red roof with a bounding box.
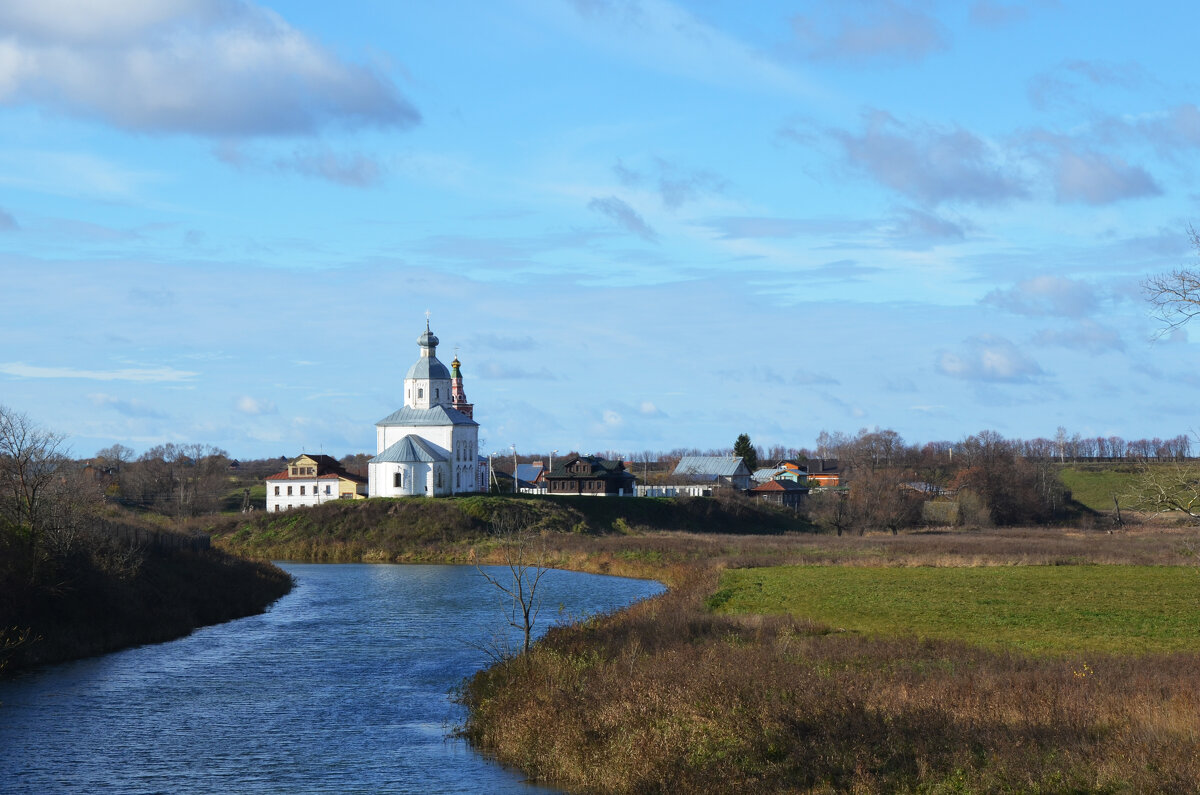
[367,322,480,497]
[265,454,367,512]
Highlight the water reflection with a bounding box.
[0,564,664,794]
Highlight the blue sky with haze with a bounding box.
[1,0,1198,460]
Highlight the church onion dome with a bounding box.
[451,357,462,378]
[406,356,451,380]
[419,328,439,349]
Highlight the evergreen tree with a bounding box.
[734,433,757,471]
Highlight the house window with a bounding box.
[274,486,279,496]
[300,485,305,495]
[274,505,280,512]
[325,485,331,495]
[287,486,293,496]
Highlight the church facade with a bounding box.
[367,323,480,497]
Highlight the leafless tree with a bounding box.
[807,489,853,536]
[474,512,551,657]
[1144,225,1200,336]
[0,406,70,540]
[1126,460,1200,523]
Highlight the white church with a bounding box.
[367,322,483,497]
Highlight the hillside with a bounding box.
[206,494,813,561]
[1,520,293,673]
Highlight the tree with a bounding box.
[1144,225,1200,335]
[474,511,550,658]
[0,406,70,540]
[807,489,853,536]
[733,433,757,472]
[1126,460,1200,523]
[848,468,922,535]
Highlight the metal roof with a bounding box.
[370,434,448,464]
[376,404,478,427]
[405,356,452,381]
[673,456,749,478]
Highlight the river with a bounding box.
[0,563,665,793]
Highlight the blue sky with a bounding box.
[2,0,1199,461]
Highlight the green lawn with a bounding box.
[710,564,1200,655]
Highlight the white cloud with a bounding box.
[89,392,168,418]
[791,1,949,65]
[982,276,1099,318]
[236,395,278,415]
[936,335,1043,383]
[0,362,197,382]
[0,0,418,136]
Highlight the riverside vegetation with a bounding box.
[0,406,293,675]
[208,495,1200,794]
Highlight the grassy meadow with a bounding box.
[456,525,1200,794]
[709,564,1200,655]
[207,495,1200,792]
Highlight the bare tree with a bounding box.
[807,489,853,536]
[1126,461,1200,523]
[474,512,551,657]
[1144,225,1200,335]
[0,406,70,541]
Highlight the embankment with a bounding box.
[1,520,293,674]
[205,494,811,563]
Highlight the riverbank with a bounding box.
[1,520,293,674]
[453,526,1200,794]
[207,500,1200,792]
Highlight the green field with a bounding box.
[709,564,1200,655]
[1057,466,1141,511]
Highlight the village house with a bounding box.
[672,455,752,490]
[546,455,636,496]
[748,478,809,511]
[265,454,367,512]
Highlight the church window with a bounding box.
[456,470,461,488]
[394,472,402,488]
[436,470,443,488]
[435,388,439,399]
[418,388,423,399]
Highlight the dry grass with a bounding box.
[458,525,1200,793]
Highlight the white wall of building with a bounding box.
[266,477,342,511]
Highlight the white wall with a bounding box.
[265,477,340,511]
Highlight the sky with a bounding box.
[2,0,1199,462]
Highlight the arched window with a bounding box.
[418,388,423,399]
[436,469,443,488]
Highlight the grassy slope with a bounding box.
[709,564,1200,654]
[1058,464,1142,511]
[206,494,811,561]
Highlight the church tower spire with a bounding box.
[450,352,474,419]
[403,321,451,410]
